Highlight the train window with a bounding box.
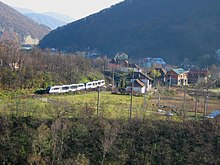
[53,88,60,90]
[71,86,77,89]
[62,87,69,90]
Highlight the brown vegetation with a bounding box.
[0,116,220,164]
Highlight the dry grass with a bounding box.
[151,87,220,116]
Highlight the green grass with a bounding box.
[48,91,153,119]
[0,89,218,120]
[0,91,154,119]
[210,88,220,92]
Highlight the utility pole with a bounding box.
[112,68,115,93]
[169,75,172,91]
[157,84,161,109]
[194,90,199,120]
[97,86,100,116]
[182,86,186,120]
[143,78,147,120]
[129,68,134,119]
[204,87,209,116]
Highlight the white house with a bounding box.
[126,79,146,94]
[130,72,153,92]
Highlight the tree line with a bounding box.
[0,42,103,90]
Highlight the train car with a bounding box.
[69,84,78,92]
[92,81,98,88]
[77,83,85,90]
[48,86,62,94]
[86,81,97,89]
[85,82,93,89]
[60,85,71,93]
[97,80,105,87]
[44,80,105,94]
[101,80,105,86]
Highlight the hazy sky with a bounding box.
[1,0,124,20]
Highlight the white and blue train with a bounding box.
[45,80,105,94]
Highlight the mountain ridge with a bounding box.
[0,1,50,44]
[14,7,74,29]
[39,0,220,64]
[24,13,66,29]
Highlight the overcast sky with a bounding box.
[1,0,124,20]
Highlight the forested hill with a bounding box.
[39,0,220,64]
[0,1,50,43]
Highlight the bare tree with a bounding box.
[101,121,120,165]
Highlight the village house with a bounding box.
[131,72,153,91]
[126,79,146,94]
[119,63,141,72]
[126,72,153,94]
[188,69,210,84]
[165,68,188,86]
[0,59,19,71]
[9,62,19,71]
[108,57,141,72]
[216,78,220,87]
[141,57,166,69]
[155,67,166,80]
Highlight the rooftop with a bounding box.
[206,110,220,119]
[172,68,187,74]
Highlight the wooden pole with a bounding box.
[143,78,147,120]
[158,85,160,109]
[129,68,134,119]
[183,86,186,120]
[112,68,115,93]
[169,75,171,91]
[204,87,209,116]
[194,91,198,120]
[97,86,100,116]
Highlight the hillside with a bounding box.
[0,1,50,44]
[39,0,220,64]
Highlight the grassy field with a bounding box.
[0,88,219,120]
[0,91,146,119]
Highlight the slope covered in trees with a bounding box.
[39,0,220,64]
[0,42,103,90]
[0,116,220,164]
[0,1,50,43]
